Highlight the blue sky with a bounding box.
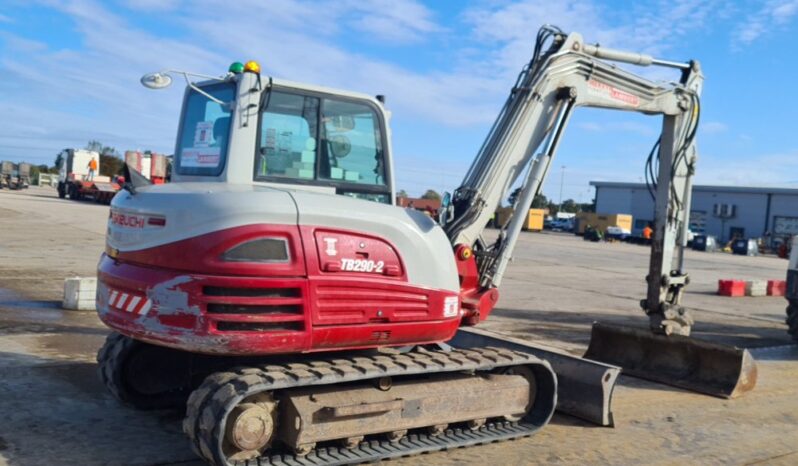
[1,0,797,202]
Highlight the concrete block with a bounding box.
[767,280,786,296]
[745,280,767,297]
[63,277,97,310]
[718,280,745,297]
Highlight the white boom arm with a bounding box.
[441,26,703,336]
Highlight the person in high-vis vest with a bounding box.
[87,157,98,181]
[642,223,653,245]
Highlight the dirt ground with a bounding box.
[0,186,796,466]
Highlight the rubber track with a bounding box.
[184,346,552,466]
[97,332,129,403]
[97,332,192,410]
[787,301,798,340]
[255,420,537,466]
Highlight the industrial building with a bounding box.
[591,181,798,244]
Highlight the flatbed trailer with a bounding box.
[65,178,123,204]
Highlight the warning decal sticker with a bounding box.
[587,79,640,107]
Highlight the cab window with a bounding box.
[319,99,386,186]
[175,82,235,176]
[255,92,319,179]
[255,89,389,201]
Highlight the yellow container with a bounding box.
[576,212,633,234]
[493,207,545,231]
[525,208,545,231]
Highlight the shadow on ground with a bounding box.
[0,351,197,466]
[490,306,793,352]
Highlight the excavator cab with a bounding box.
[162,64,395,205]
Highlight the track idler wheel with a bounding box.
[97,332,193,410]
[223,394,278,461]
[185,370,276,465]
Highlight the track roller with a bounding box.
[467,418,486,430]
[339,436,363,449]
[386,430,407,442]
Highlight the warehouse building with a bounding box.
[591,181,798,244]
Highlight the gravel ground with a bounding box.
[0,186,796,466]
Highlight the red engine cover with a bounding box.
[97,224,461,356]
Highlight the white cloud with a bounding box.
[0,0,483,163]
[346,0,441,44]
[772,0,798,22]
[577,122,602,132]
[462,0,720,81]
[169,3,496,126]
[0,0,730,188]
[0,31,48,52]
[0,2,222,159]
[122,0,181,11]
[701,121,728,134]
[733,0,798,44]
[697,151,798,186]
[0,13,12,23]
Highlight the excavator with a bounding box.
[96,26,755,466]
[787,236,798,338]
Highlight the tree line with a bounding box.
[10,140,153,184]
[395,187,594,214]
[507,188,594,214]
[396,189,441,200]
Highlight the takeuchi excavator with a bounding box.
[97,26,756,466]
[787,236,798,338]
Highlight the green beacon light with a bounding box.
[228,61,245,74]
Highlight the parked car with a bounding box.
[550,218,574,232]
[605,226,632,241]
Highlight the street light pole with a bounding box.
[559,165,566,212]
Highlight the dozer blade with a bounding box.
[584,323,757,399]
[452,327,620,426]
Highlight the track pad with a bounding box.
[584,323,757,398]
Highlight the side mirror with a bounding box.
[140,72,173,90]
[439,192,453,226]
